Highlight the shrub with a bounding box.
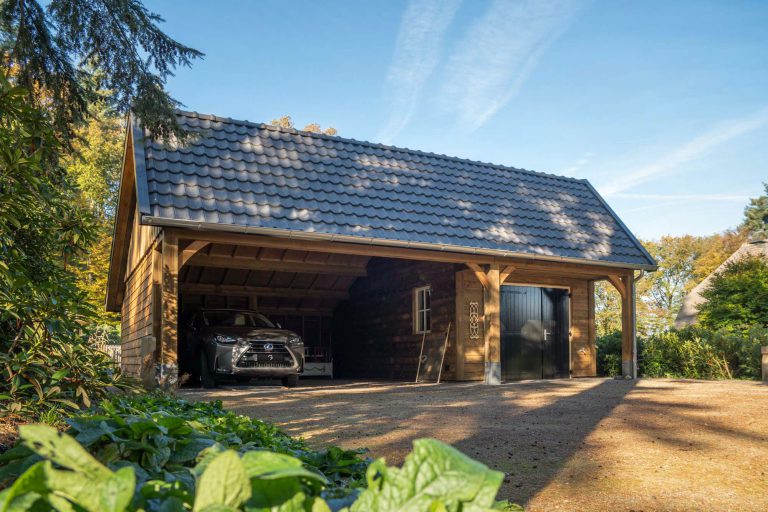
[596,331,622,377]
[596,326,766,380]
[639,328,727,379]
[0,77,133,422]
[698,255,768,330]
[0,395,520,511]
[0,393,369,501]
[706,326,767,380]
[0,336,134,423]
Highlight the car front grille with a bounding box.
[236,341,294,368]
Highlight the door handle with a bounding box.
[543,329,550,341]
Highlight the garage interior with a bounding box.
[178,242,371,382]
[175,239,589,385]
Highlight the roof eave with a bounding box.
[131,117,152,216]
[104,114,153,312]
[141,215,659,272]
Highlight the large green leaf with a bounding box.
[18,425,111,480]
[246,477,311,512]
[98,466,136,512]
[241,451,327,487]
[193,450,251,512]
[348,439,504,512]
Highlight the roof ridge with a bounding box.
[174,109,584,184]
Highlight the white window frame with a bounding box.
[413,285,432,334]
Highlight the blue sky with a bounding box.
[147,0,768,240]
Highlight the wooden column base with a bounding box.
[484,362,501,385]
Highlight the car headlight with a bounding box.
[287,335,303,346]
[213,334,238,344]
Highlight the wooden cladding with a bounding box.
[333,258,458,380]
[454,269,598,380]
[455,270,486,381]
[120,244,154,378]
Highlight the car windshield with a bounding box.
[201,311,275,328]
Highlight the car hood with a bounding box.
[201,327,297,341]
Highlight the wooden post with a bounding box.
[141,243,163,389]
[160,230,179,387]
[587,280,597,376]
[483,264,501,385]
[620,272,636,379]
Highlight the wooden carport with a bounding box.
[140,227,640,387]
[106,110,656,388]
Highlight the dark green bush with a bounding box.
[596,331,623,377]
[639,328,725,379]
[596,326,766,380]
[698,255,768,330]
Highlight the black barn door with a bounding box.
[500,285,570,380]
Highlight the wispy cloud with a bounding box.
[601,107,768,196]
[563,151,593,177]
[439,0,584,131]
[613,193,751,202]
[377,0,461,144]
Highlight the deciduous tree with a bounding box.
[269,115,338,135]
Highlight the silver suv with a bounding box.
[188,309,304,388]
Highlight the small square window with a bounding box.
[413,286,431,334]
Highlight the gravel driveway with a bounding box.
[182,378,768,511]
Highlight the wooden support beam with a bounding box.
[606,274,626,298]
[180,283,349,300]
[500,265,516,283]
[172,228,642,277]
[620,273,636,378]
[180,241,211,267]
[464,262,503,384]
[160,230,179,387]
[186,253,368,276]
[466,263,490,289]
[483,264,501,385]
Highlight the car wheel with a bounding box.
[200,350,216,389]
[281,375,299,388]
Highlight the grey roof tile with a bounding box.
[138,111,655,267]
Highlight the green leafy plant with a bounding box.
[0,424,516,511]
[0,393,368,500]
[596,326,766,380]
[596,331,622,377]
[0,76,135,423]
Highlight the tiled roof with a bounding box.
[136,111,656,268]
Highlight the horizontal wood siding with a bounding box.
[120,241,156,377]
[126,208,160,278]
[334,258,457,380]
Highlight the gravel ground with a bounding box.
[182,378,768,511]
